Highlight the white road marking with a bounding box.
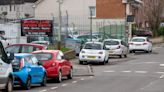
[39,90,47,92]
[160,75,164,79]
[103,70,115,73]
[145,62,158,64]
[90,76,93,78]
[51,87,58,90]
[121,71,132,73]
[72,81,77,83]
[61,84,68,87]
[160,64,164,67]
[135,71,148,73]
[80,78,84,80]
[156,72,164,74]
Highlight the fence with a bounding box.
[0,14,128,46]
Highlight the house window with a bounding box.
[89,6,96,17]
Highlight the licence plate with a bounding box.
[135,44,141,46]
[109,51,113,53]
[88,56,96,58]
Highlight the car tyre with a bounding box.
[2,78,13,92]
[23,76,31,90]
[41,74,47,86]
[124,54,127,58]
[119,55,122,58]
[100,61,106,65]
[67,68,73,79]
[79,61,83,65]
[56,71,62,83]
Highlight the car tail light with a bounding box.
[81,51,85,53]
[143,43,147,45]
[99,51,103,54]
[20,59,25,69]
[117,45,121,49]
[51,62,56,67]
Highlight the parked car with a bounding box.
[129,37,152,53]
[30,41,50,46]
[133,30,153,37]
[103,39,129,58]
[79,42,109,65]
[5,43,47,53]
[77,35,100,42]
[0,36,10,47]
[0,41,14,92]
[12,53,47,90]
[32,50,73,83]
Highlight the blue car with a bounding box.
[12,53,47,90]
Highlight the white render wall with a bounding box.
[35,0,96,19]
[0,3,35,19]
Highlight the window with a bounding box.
[22,46,34,53]
[56,54,62,60]
[89,6,96,17]
[34,53,52,61]
[31,56,38,65]
[84,43,102,50]
[5,46,20,53]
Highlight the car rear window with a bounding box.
[104,40,119,45]
[84,43,102,50]
[34,53,52,61]
[132,38,145,42]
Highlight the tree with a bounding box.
[139,0,164,37]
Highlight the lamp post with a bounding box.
[90,8,93,42]
[56,0,63,50]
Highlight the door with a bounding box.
[56,52,67,76]
[31,56,44,83]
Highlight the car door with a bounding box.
[56,52,67,76]
[31,56,44,83]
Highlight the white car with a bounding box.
[129,37,152,53]
[79,42,109,65]
[0,36,10,47]
[103,39,129,58]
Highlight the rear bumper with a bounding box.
[129,45,149,51]
[108,49,122,56]
[79,55,105,62]
[46,67,58,78]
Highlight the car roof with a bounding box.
[132,37,147,39]
[14,53,33,58]
[32,50,60,54]
[85,41,102,45]
[104,39,121,42]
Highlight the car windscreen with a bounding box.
[104,40,119,45]
[132,38,145,42]
[34,53,52,61]
[84,43,102,50]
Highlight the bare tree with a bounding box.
[139,0,164,37]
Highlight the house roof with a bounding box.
[0,0,38,5]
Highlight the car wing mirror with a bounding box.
[8,53,14,60]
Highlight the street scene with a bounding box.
[0,0,164,92]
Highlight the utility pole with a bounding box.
[56,0,63,50]
[90,9,92,42]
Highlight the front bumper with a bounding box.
[0,77,8,89]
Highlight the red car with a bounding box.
[32,50,73,83]
[5,43,47,53]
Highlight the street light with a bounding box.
[90,8,93,42]
[56,0,63,50]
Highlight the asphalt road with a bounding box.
[13,43,164,92]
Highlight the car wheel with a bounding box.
[23,76,31,90]
[100,61,106,65]
[105,57,109,63]
[41,74,47,86]
[2,78,13,92]
[56,71,62,83]
[129,51,133,53]
[79,61,83,65]
[124,54,127,58]
[119,55,122,58]
[67,68,73,79]
[145,51,149,53]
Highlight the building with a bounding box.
[34,0,142,41]
[0,0,38,20]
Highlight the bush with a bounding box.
[158,27,164,36]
